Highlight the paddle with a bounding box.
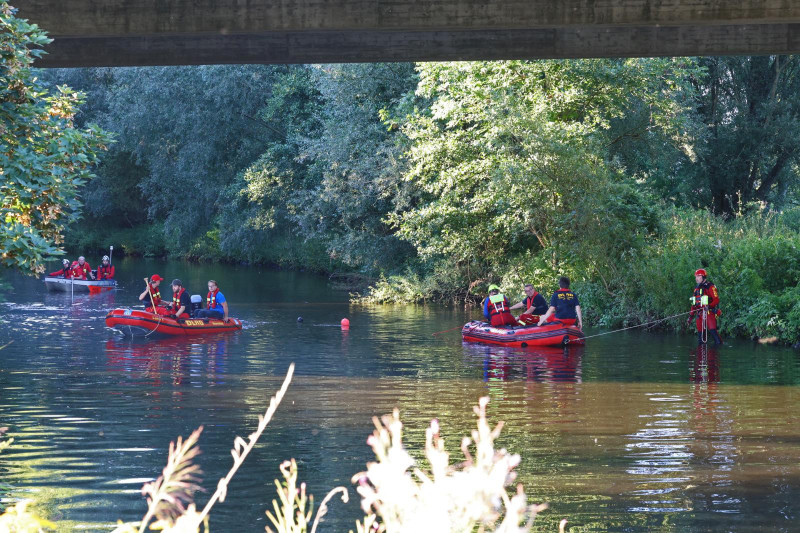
[144,277,159,316]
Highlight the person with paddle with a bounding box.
[139,274,170,315]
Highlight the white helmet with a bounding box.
[102,255,110,261]
[62,259,70,266]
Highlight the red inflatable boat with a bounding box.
[105,308,242,337]
[462,320,584,347]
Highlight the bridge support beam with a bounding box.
[14,1,800,67]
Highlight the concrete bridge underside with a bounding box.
[15,1,800,67]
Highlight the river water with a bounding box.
[1,258,800,531]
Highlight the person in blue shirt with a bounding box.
[193,279,230,321]
[537,276,583,329]
[482,284,517,327]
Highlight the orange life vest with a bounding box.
[207,288,220,310]
[172,287,186,310]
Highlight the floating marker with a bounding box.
[341,318,350,329]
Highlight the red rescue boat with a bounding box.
[461,320,584,347]
[105,308,242,337]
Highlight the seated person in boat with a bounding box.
[193,279,229,322]
[169,279,192,319]
[49,259,73,278]
[96,255,115,280]
[139,274,170,315]
[510,283,548,325]
[483,284,517,327]
[71,256,94,280]
[537,276,583,329]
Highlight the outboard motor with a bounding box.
[190,294,203,312]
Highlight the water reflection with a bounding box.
[691,345,720,384]
[105,334,232,387]
[463,343,583,383]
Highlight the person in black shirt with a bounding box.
[169,279,193,319]
[510,284,549,324]
[537,276,583,329]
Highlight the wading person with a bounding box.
[687,268,723,345]
[96,255,115,280]
[483,284,517,327]
[169,279,192,319]
[510,283,548,325]
[538,276,583,329]
[193,280,229,322]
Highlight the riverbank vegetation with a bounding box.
[3,0,798,341]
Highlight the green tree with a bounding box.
[0,2,111,273]
[391,60,688,297]
[689,56,800,215]
[99,65,278,246]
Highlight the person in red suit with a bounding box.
[70,256,93,280]
[96,255,115,280]
[49,259,73,278]
[687,268,723,345]
[139,274,170,315]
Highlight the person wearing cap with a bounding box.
[169,279,192,319]
[482,284,517,327]
[193,280,229,321]
[510,283,549,325]
[49,259,74,278]
[688,268,723,345]
[537,276,583,329]
[96,255,115,280]
[139,274,169,314]
[70,256,94,280]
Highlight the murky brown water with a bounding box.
[1,258,800,531]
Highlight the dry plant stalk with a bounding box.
[113,363,295,533]
[265,459,349,533]
[352,396,547,532]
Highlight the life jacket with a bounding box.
[149,284,162,306]
[690,281,721,315]
[524,291,539,310]
[97,264,114,279]
[488,293,511,317]
[172,287,186,310]
[207,288,220,310]
[71,261,91,279]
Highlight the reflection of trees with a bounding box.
[104,334,231,388]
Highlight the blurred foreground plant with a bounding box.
[0,426,56,532]
[2,362,552,532]
[112,364,296,533]
[352,396,546,532]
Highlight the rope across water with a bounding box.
[579,311,693,341]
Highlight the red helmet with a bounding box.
[694,269,707,277]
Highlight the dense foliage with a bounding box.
[0,2,110,274]
[29,40,800,341]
